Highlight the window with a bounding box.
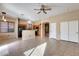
[8,22,14,32]
[0,22,8,32]
[0,21,14,32]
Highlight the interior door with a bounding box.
[45,23,49,37]
[49,23,56,38]
[69,20,78,42]
[60,22,68,41]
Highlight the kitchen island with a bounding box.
[22,30,35,40]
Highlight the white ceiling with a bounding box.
[0,3,79,21]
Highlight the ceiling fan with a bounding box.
[34,4,52,14]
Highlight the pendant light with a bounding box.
[1,12,7,22]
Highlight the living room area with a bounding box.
[1,3,79,56]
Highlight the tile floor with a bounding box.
[0,37,79,56]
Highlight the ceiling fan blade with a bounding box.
[2,12,6,14]
[43,10,47,14]
[44,8,52,10]
[34,9,40,10]
[44,12,47,14]
[37,11,41,14]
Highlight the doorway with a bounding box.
[44,23,49,37]
[33,25,40,36]
[18,25,26,37]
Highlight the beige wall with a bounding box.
[1,9,78,39]
[34,18,51,38]
[51,10,79,22]
[31,10,79,39]
[0,16,18,39]
[50,10,79,40]
[0,15,29,40]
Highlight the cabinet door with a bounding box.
[49,23,56,38]
[60,22,68,41]
[69,20,78,42]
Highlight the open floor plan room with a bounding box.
[0,3,79,56]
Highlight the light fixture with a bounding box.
[1,12,7,22]
[27,20,32,30]
[27,20,32,24]
[4,19,6,22]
